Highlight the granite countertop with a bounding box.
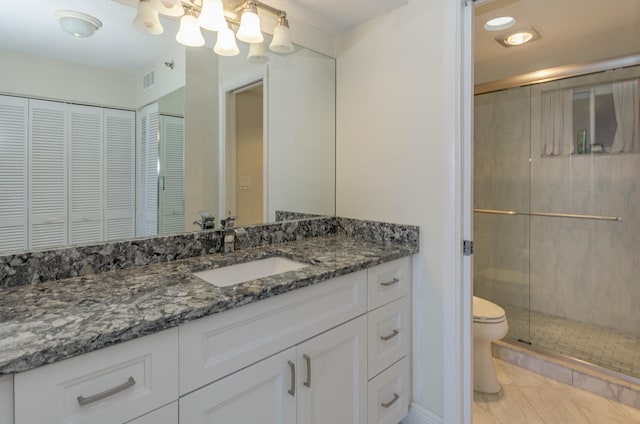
[0,234,416,375]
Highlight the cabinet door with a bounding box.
[126,401,177,424]
[180,347,296,424]
[158,115,184,234]
[297,315,367,424]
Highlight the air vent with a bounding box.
[142,70,155,91]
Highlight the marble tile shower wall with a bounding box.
[0,217,419,289]
[474,68,640,336]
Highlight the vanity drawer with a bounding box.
[368,357,410,424]
[368,296,410,379]
[126,401,177,424]
[367,257,410,310]
[14,328,178,424]
[179,270,367,395]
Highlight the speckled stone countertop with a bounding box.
[0,234,416,375]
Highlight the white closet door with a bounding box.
[104,109,135,241]
[0,95,28,253]
[29,99,68,250]
[136,104,159,237]
[158,115,185,234]
[69,104,104,245]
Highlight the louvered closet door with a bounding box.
[69,105,103,245]
[136,104,159,237]
[29,99,68,250]
[159,115,185,234]
[0,95,28,253]
[104,109,135,241]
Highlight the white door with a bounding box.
[104,109,136,241]
[158,115,184,234]
[296,315,367,424]
[137,103,159,237]
[0,95,28,253]
[179,347,297,424]
[29,99,68,250]
[69,104,103,246]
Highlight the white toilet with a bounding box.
[473,296,508,393]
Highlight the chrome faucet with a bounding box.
[219,215,245,253]
[193,211,215,230]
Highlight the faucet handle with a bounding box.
[198,211,212,219]
[222,216,237,228]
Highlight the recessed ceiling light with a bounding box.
[495,27,541,47]
[484,16,516,31]
[55,10,102,38]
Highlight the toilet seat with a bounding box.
[473,296,506,324]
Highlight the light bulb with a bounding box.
[269,15,293,54]
[236,2,263,43]
[176,14,205,47]
[198,0,227,32]
[214,27,240,56]
[132,0,164,35]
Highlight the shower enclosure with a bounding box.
[473,64,640,379]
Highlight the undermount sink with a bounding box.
[194,257,309,287]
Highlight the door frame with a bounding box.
[219,69,269,223]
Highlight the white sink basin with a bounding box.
[194,257,309,287]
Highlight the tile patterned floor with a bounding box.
[473,359,640,423]
[503,305,640,379]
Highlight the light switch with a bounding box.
[239,176,251,190]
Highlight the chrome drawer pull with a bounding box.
[381,393,400,408]
[380,329,399,341]
[380,278,400,287]
[77,376,136,406]
[303,354,311,388]
[287,361,296,396]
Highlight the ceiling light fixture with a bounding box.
[55,10,103,38]
[496,27,541,47]
[484,16,516,31]
[132,0,293,59]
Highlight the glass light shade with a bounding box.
[198,0,227,32]
[150,0,184,17]
[247,42,268,64]
[176,14,205,47]
[132,0,164,35]
[55,10,102,38]
[269,23,294,54]
[484,16,515,31]
[236,9,263,43]
[214,27,240,56]
[505,31,533,46]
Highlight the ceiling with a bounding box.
[474,0,640,84]
[0,0,408,74]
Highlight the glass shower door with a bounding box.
[473,86,532,344]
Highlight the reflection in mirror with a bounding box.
[0,0,335,254]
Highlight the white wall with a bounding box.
[0,49,136,109]
[336,0,460,419]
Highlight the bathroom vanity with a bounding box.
[0,219,417,424]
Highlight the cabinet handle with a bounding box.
[303,354,311,388]
[380,278,400,287]
[287,361,295,396]
[77,376,136,406]
[381,393,400,408]
[380,329,400,341]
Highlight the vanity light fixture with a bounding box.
[496,27,541,47]
[131,0,294,59]
[247,41,268,63]
[484,16,516,31]
[133,0,164,35]
[55,10,103,38]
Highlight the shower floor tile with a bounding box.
[503,305,640,379]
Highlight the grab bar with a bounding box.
[474,209,622,222]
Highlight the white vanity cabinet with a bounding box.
[6,256,412,424]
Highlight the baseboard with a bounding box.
[401,402,443,424]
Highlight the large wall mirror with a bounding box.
[0,0,335,254]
